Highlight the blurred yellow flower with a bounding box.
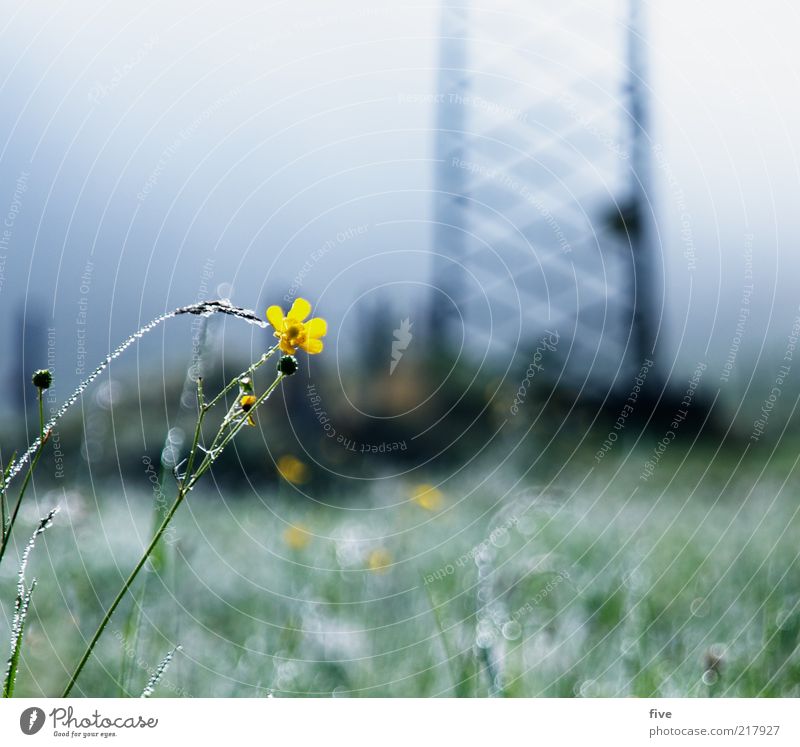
[277,454,309,484]
[266,298,327,355]
[411,483,444,511]
[283,523,312,550]
[367,548,392,573]
[239,394,257,427]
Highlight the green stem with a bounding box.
[422,578,461,695]
[62,368,285,697]
[0,454,10,540]
[117,377,206,696]
[61,479,190,697]
[192,373,285,478]
[178,379,206,492]
[0,391,46,567]
[202,344,279,412]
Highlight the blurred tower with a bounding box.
[431,0,471,332]
[625,0,661,380]
[430,0,661,399]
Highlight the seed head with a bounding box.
[32,369,53,390]
[277,355,298,376]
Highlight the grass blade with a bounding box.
[2,508,58,697]
[140,645,181,698]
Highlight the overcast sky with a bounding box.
[1,0,798,426]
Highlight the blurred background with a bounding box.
[1,0,800,697]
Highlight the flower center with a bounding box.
[285,323,303,341]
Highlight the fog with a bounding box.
[1,0,799,431]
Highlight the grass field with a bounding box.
[3,436,799,698]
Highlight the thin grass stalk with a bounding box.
[422,578,461,695]
[2,300,267,495]
[140,645,181,698]
[62,369,285,697]
[0,453,15,541]
[3,508,58,698]
[119,318,213,692]
[0,389,47,567]
[61,470,197,697]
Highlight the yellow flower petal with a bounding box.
[305,317,327,339]
[266,305,285,329]
[412,483,444,511]
[283,524,312,550]
[277,454,309,484]
[288,298,311,322]
[301,338,324,354]
[368,548,392,573]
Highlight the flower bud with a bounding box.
[277,355,298,376]
[32,369,53,390]
[239,394,256,412]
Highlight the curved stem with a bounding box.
[3,300,268,495]
[62,366,286,697]
[203,344,280,412]
[0,390,46,566]
[62,485,188,697]
[192,372,285,478]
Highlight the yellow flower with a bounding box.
[239,394,257,427]
[277,454,309,484]
[283,523,312,550]
[266,298,327,355]
[411,483,444,511]
[367,548,392,573]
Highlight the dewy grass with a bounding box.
[61,351,290,696]
[140,645,182,698]
[119,314,211,695]
[0,296,327,698]
[0,375,50,567]
[1,300,267,496]
[3,508,58,698]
